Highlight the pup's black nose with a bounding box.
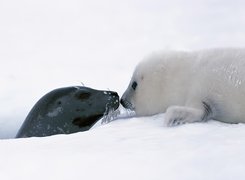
[120,98,127,108]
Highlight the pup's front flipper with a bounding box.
[164,106,207,126]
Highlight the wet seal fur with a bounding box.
[16,86,119,138]
[121,48,245,126]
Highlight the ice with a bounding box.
[101,105,136,124]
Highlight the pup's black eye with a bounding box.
[132,81,137,90]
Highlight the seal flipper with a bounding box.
[164,105,206,126]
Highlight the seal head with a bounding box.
[16,86,119,138]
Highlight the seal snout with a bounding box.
[120,98,133,110]
[110,91,118,97]
[16,86,121,138]
[110,91,119,101]
[106,91,120,110]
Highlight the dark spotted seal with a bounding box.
[16,86,119,138]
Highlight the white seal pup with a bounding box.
[120,48,245,126]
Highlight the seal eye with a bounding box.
[132,81,137,90]
[77,92,91,100]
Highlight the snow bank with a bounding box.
[1,116,245,180]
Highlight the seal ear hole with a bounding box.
[77,92,91,100]
[57,101,62,105]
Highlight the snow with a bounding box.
[1,116,245,180]
[1,0,245,179]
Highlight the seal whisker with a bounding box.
[202,101,212,121]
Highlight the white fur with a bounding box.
[121,48,245,126]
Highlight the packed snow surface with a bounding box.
[1,0,245,179]
[1,116,245,180]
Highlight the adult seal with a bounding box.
[16,86,119,138]
[121,48,245,126]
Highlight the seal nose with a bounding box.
[110,92,119,102]
[120,98,127,108]
[120,97,133,110]
[111,91,119,97]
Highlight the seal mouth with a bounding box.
[105,93,120,112]
[104,101,117,115]
[101,107,120,124]
[120,98,134,110]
